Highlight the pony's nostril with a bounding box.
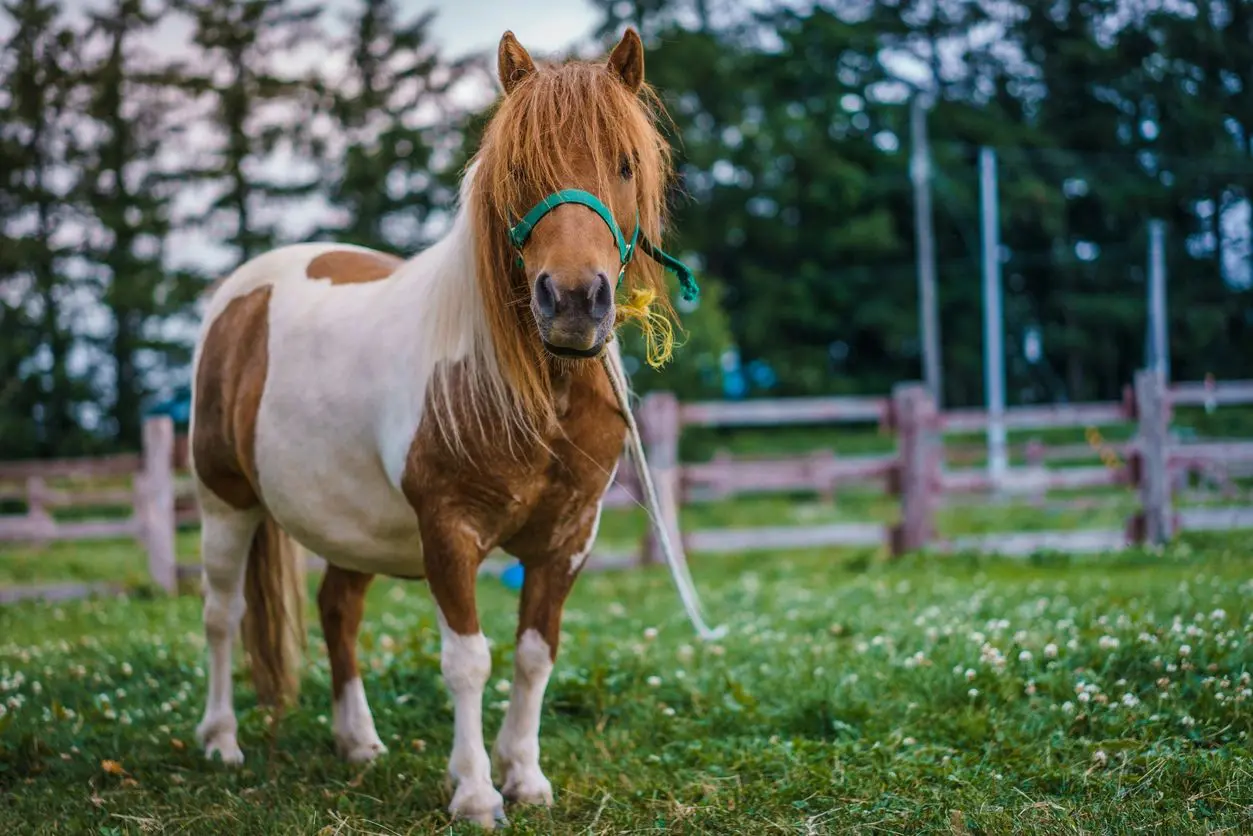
[534,273,558,318]
[589,272,614,319]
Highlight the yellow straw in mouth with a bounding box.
[616,287,681,369]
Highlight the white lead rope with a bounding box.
[601,351,728,642]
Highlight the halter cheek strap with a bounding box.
[507,188,699,303]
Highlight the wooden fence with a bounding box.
[615,369,1253,561]
[0,417,180,602]
[3,371,1253,603]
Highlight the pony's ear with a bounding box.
[607,28,645,93]
[498,31,537,95]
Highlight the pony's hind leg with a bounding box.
[317,565,387,763]
[194,496,262,765]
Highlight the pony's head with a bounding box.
[470,29,677,417]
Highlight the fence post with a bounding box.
[1132,368,1173,545]
[890,382,938,557]
[139,416,178,593]
[26,475,54,544]
[638,391,683,567]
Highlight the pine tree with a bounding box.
[74,0,200,449]
[174,0,326,268]
[0,0,91,456]
[313,1,472,253]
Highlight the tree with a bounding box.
[75,0,200,448]
[175,0,326,268]
[312,1,474,253]
[0,0,92,457]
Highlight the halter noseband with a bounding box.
[507,189,700,303]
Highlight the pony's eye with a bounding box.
[619,154,633,181]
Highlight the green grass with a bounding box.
[0,530,202,587]
[3,533,1253,833]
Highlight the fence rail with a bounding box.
[3,372,1252,603]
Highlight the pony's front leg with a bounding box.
[492,558,579,806]
[424,526,506,829]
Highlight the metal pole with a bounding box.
[979,146,1008,487]
[911,95,942,406]
[1147,219,1169,382]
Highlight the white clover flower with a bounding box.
[495,680,510,694]
[967,688,979,698]
[1179,645,1192,657]
[643,627,658,641]
[1019,650,1033,662]
[1061,701,1074,714]
[1098,636,1120,651]
[1092,750,1108,767]
[1044,643,1059,659]
[1121,693,1140,708]
[646,676,662,688]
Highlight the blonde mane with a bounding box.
[438,54,677,451]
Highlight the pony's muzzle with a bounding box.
[532,270,615,357]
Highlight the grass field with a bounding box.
[3,530,1253,834]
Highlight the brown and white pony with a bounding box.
[189,29,697,828]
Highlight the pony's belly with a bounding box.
[254,436,425,577]
[278,499,425,578]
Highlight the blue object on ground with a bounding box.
[501,562,525,590]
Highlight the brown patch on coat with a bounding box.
[401,359,625,641]
[317,565,374,699]
[192,285,272,509]
[306,250,402,285]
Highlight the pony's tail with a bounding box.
[241,513,306,707]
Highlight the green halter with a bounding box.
[507,189,700,303]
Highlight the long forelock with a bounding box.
[464,58,680,447]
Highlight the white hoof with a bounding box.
[449,780,508,829]
[501,768,553,807]
[336,733,388,764]
[196,715,244,766]
[204,735,245,765]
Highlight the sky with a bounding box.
[53,0,602,59]
[415,0,600,59]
